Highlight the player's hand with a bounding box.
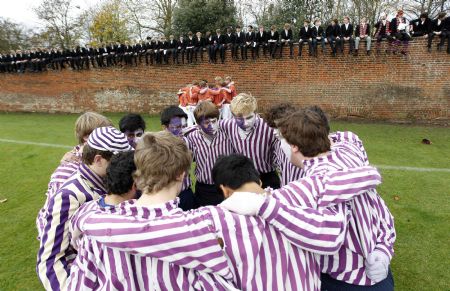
[365,250,390,283]
[220,192,266,216]
[61,151,80,164]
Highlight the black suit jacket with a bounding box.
[299,27,313,39]
[225,33,236,44]
[255,31,268,43]
[245,32,256,42]
[168,40,178,49]
[214,34,226,45]
[234,32,246,44]
[268,30,279,42]
[431,18,445,32]
[280,29,293,40]
[193,37,205,47]
[326,25,341,37]
[340,24,353,37]
[311,26,324,38]
[411,18,431,34]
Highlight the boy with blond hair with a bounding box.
[221,93,280,188]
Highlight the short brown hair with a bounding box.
[265,103,297,128]
[75,112,113,144]
[82,144,114,165]
[278,109,330,157]
[133,131,192,194]
[194,101,220,123]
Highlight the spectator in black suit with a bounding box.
[225,27,236,59]
[193,32,205,62]
[428,12,448,52]
[311,19,325,56]
[178,35,187,64]
[326,19,342,57]
[410,12,431,37]
[267,25,279,58]
[255,25,268,57]
[205,31,214,63]
[245,25,256,60]
[298,20,313,57]
[340,16,354,54]
[234,25,246,60]
[213,28,226,63]
[186,32,195,64]
[354,17,372,56]
[159,36,170,64]
[168,35,179,64]
[280,23,294,58]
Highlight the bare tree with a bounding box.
[33,0,85,49]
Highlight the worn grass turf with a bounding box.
[0,113,448,290]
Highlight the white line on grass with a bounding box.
[1,138,449,173]
[374,164,450,173]
[0,138,72,149]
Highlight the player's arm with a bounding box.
[79,208,232,278]
[373,193,396,259]
[37,190,80,291]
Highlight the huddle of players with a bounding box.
[36,94,396,291]
[3,10,449,74]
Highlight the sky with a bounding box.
[0,0,100,29]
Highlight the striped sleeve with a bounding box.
[316,166,382,207]
[373,194,396,259]
[258,195,349,255]
[36,189,80,291]
[80,208,232,279]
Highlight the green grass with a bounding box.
[0,112,448,291]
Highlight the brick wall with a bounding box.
[0,38,449,124]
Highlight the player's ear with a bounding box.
[161,125,167,130]
[291,144,299,154]
[93,154,103,165]
[258,180,262,187]
[220,185,233,198]
[176,171,186,182]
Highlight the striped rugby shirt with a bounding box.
[220,116,278,174]
[36,145,82,240]
[301,131,395,285]
[36,163,107,291]
[69,199,237,290]
[73,168,380,290]
[184,127,235,185]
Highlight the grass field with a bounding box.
[0,112,449,291]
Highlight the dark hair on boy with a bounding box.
[119,114,146,133]
[105,151,136,195]
[194,101,220,124]
[278,109,331,157]
[212,154,260,193]
[265,103,297,128]
[82,144,114,165]
[160,106,188,126]
[305,105,330,134]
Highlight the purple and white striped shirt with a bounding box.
[301,131,396,286]
[220,116,277,174]
[36,163,107,291]
[273,139,305,186]
[36,146,82,240]
[69,199,237,290]
[73,168,380,290]
[184,127,235,184]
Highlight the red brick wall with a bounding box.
[0,38,449,123]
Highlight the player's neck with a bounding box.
[234,182,265,195]
[104,193,129,205]
[137,183,180,206]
